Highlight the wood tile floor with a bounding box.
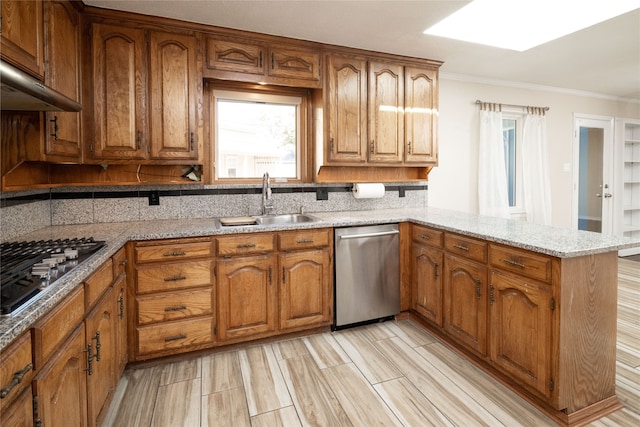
[103,259,640,427]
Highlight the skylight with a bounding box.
[424,0,640,51]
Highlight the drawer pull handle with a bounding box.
[164,275,187,282]
[502,258,526,268]
[237,243,257,249]
[297,239,314,244]
[0,363,33,399]
[475,279,481,299]
[164,334,187,342]
[453,244,469,251]
[164,305,187,312]
[163,251,186,257]
[418,234,430,240]
[118,294,125,319]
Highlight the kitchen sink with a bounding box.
[254,214,319,225]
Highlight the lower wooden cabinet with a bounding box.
[279,248,331,330]
[411,242,443,326]
[489,270,553,399]
[136,317,214,356]
[443,253,487,356]
[32,324,88,427]
[217,254,278,341]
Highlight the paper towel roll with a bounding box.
[352,183,385,199]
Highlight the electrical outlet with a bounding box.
[148,191,160,206]
[316,188,328,201]
[398,188,406,198]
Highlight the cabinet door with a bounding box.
[85,287,117,427]
[443,254,487,356]
[217,255,277,341]
[405,67,438,164]
[489,271,553,398]
[205,37,266,76]
[90,23,147,160]
[279,249,331,330]
[148,31,200,160]
[412,243,443,326]
[268,46,321,86]
[1,386,34,427]
[0,0,44,77]
[326,54,367,164]
[368,61,404,163]
[32,324,88,427]
[44,0,82,161]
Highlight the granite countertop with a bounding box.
[1,207,638,351]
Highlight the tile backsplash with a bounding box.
[0,183,427,241]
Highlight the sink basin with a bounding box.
[254,214,319,225]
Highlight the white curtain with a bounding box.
[478,107,511,219]
[522,109,552,225]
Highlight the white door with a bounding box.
[573,115,614,234]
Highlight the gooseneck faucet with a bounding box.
[261,172,275,215]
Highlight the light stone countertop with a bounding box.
[1,207,638,351]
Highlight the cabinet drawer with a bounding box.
[84,258,113,311]
[279,228,331,251]
[112,246,128,278]
[445,233,487,263]
[0,333,34,406]
[489,245,552,282]
[33,285,84,366]
[217,233,275,256]
[135,239,213,263]
[412,224,443,248]
[137,317,213,355]
[137,289,213,325]
[136,260,212,294]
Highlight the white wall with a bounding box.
[429,77,640,228]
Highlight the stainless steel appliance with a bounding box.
[0,237,105,316]
[334,224,400,329]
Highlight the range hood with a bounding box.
[0,60,81,112]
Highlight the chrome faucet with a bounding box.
[261,172,275,215]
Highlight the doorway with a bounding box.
[573,115,614,233]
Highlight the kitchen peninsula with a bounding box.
[1,207,637,426]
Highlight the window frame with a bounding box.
[502,111,526,217]
[210,82,311,184]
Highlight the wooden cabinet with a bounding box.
[85,287,117,426]
[404,67,438,164]
[44,0,82,162]
[131,238,214,360]
[0,332,34,424]
[88,23,201,163]
[368,61,404,164]
[0,0,44,77]
[216,232,277,342]
[278,229,332,330]
[204,35,321,88]
[32,324,88,427]
[324,54,439,167]
[410,224,444,326]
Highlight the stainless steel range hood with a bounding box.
[0,60,81,112]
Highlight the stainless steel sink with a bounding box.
[254,214,319,225]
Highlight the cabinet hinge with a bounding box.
[213,265,216,278]
[214,326,217,335]
[89,143,94,153]
[549,378,555,392]
[550,297,555,311]
[32,395,39,417]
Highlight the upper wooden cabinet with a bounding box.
[204,35,322,88]
[324,54,439,168]
[44,0,82,162]
[87,23,201,163]
[0,0,44,77]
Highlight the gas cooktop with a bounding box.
[0,237,106,316]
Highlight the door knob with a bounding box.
[604,193,613,198]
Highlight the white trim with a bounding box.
[441,72,640,103]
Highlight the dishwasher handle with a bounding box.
[338,230,400,240]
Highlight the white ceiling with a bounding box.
[84,0,640,100]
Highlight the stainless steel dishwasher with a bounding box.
[334,224,400,329]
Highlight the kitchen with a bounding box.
[1,1,640,426]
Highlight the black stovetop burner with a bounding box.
[0,237,106,316]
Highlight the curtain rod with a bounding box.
[475,99,549,111]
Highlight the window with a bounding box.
[213,88,305,181]
[502,114,524,214]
